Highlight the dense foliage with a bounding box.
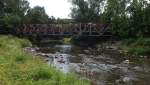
[0,0,55,34]
[25,6,49,24]
[70,0,150,38]
[70,0,105,22]
[1,0,149,38]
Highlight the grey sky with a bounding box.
[27,0,150,19]
[27,0,72,19]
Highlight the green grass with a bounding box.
[127,47,150,55]
[0,35,89,85]
[122,38,150,55]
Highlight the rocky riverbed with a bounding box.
[24,43,150,85]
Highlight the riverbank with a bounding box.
[30,37,150,85]
[0,35,89,85]
[120,38,150,56]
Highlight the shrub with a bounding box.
[15,54,27,63]
[29,68,52,81]
[2,14,22,28]
[124,38,136,45]
[128,47,150,55]
[131,38,150,47]
[18,39,31,47]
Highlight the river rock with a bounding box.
[83,50,90,54]
[133,66,143,72]
[122,77,131,82]
[123,60,130,64]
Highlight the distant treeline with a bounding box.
[0,0,71,34]
[0,0,150,38]
[70,0,150,38]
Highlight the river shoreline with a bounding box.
[25,40,150,85]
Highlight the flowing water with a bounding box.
[30,41,150,85]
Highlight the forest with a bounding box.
[0,0,150,38]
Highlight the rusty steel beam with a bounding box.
[17,23,109,37]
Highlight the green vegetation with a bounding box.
[0,0,149,84]
[0,35,89,85]
[63,38,72,44]
[70,0,103,22]
[70,0,150,38]
[128,47,150,55]
[0,0,149,62]
[122,38,150,55]
[70,0,150,56]
[1,0,149,39]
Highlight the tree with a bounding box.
[0,0,30,34]
[102,0,149,38]
[123,0,149,37]
[0,0,4,15]
[0,0,4,28]
[70,0,104,22]
[3,0,29,16]
[2,14,22,33]
[101,0,129,37]
[48,16,56,23]
[25,6,49,24]
[143,4,150,36]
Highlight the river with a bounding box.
[27,40,150,85]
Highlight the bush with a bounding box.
[124,38,150,46]
[29,68,52,81]
[124,38,136,45]
[15,54,27,63]
[128,47,150,55]
[123,38,150,56]
[18,38,32,47]
[3,14,21,26]
[134,38,150,46]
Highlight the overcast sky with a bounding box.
[27,0,150,19]
[27,0,72,19]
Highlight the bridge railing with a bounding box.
[16,23,109,36]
